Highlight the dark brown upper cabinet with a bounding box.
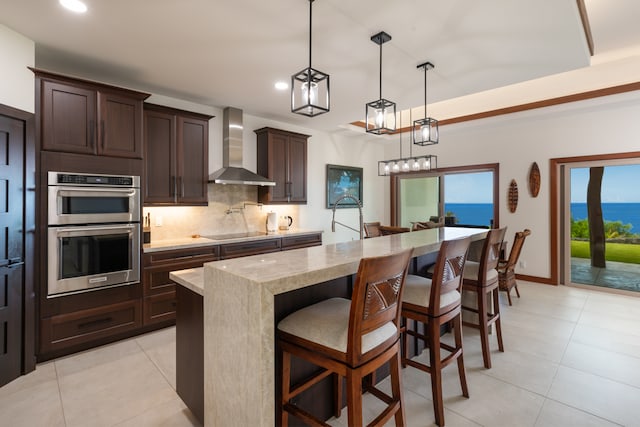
[255,127,309,204]
[33,68,149,159]
[144,103,213,206]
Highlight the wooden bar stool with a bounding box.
[277,248,414,426]
[401,237,472,427]
[498,229,531,305]
[461,227,507,369]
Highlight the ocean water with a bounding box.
[444,203,640,232]
[571,202,640,233]
[444,203,494,226]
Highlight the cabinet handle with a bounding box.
[101,120,105,149]
[89,120,95,148]
[78,316,113,329]
[172,176,177,197]
[179,176,184,197]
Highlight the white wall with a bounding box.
[0,24,35,112]
[389,90,640,280]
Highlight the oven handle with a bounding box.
[53,224,138,237]
[54,187,138,197]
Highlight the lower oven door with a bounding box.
[48,223,141,297]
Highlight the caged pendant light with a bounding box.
[366,31,396,134]
[413,61,439,146]
[291,0,330,117]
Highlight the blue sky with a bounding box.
[445,172,493,203]
[571,164,640,203]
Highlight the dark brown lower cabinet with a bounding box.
[40,300,142,355]
[142,245,220,326]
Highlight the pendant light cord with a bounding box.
[379,42,383,99]
[308,0,313,69]
[423,65,427,119]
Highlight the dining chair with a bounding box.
[364,221,382,238]
[401,237,471,427]
[277,248,414,426]
[498,229,531,305]
[378,225,411,235]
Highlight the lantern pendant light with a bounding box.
[366,31,396,134]
[291,0,330,117]
[413,61,439,146]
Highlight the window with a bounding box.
[391,164,499,229]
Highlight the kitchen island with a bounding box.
[170,227,488,426]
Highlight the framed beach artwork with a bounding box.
[326,164,363,209]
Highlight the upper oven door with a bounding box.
[48,185,140,225]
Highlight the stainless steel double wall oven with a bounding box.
[47,171,141,297]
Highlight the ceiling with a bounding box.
[1,0,639,132]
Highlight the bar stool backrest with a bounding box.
[428,237,471,316]
[477,227,507,284]
[347,248,413,366]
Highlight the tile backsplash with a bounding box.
[143,184,298,241]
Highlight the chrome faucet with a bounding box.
[331,194,364,240]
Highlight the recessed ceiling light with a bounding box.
[60,0,87,13]
[274,81,288,90]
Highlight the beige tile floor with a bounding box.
[2,281,640,426]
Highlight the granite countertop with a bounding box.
[169,227,488,297]
[143,228,323,253]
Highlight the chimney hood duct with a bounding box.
[208,107,275,186]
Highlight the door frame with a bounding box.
[0,103,36,375]
[550,151,640,286]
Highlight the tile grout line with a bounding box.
[52,360,69,427]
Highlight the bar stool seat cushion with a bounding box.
[278,297,397,354]
[402,274,461,308]
[461,261,498,282]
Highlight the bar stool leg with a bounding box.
[390,351,406,426]
[280,351,291,427]
[346,371,364,426]
[493,288,504,352]
[428,320,445,427]
[476,286,492,369]
[453,314,469,397]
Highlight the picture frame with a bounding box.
[326,164,363,209]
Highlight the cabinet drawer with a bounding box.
[281,233,322,250]
[143,248,219,296]
[220,239,282,259]
[144,246,219,266]
[143,291,176,326]
[40,300,141,353]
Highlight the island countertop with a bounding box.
[171,227,489,426]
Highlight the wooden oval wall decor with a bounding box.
[529,162,541,197]
[508,179,518,213]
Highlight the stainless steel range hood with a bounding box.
[208,107,275,186]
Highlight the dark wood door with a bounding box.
[41,80,96,154]
[288,135,307,203]
[98,92,143,158]
[0,113,25,387]
[177,116,208,204]
[144,109,176,203]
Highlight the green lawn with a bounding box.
[571,240,640,264]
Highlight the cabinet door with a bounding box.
[41,80,96,154]
[98,92,143,159]
[144,109,176,203]
[268,133,289,202]
[287,135,307,203]
[177,116,208,205]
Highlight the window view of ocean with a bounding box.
[571,202,640,234]
[444,203,494,226]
